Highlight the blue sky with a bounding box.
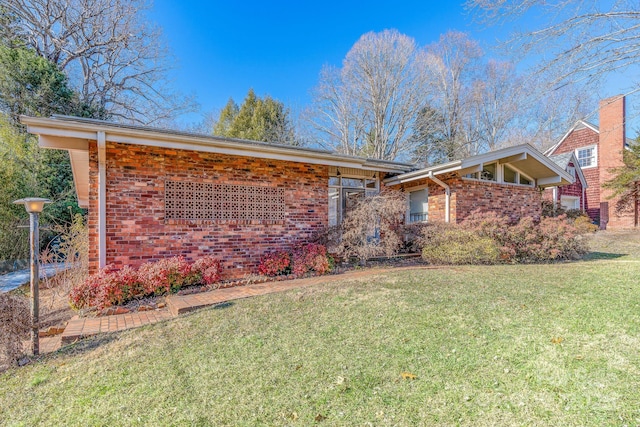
[149,1,637,131]
[150,1,499,124]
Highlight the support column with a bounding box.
[98,131,106,268]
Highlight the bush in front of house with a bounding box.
[292,243,333,276]
[337,189,407,264]
[258,244,333,278]
[258,250,291,277]
[421,225,502,265]
[69,255,222,310]
[420,211,589,265]
[0,293,30,370]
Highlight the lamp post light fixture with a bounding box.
[13,197,51,356]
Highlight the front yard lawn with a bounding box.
[1,231,639,426]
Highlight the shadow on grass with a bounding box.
[213,301,234,310]
[55,334,120,357]
[583,251,627,261]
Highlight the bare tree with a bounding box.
[308,29,427,161]
[418,31,483,162]
[4,0,195,125]
[471,60,522,152]
[466,0,640,91]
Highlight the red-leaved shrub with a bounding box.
[258,244,333,277]
[258,251,291,277]
[69,256,222,310]
[292,243,332,277]
[191,256,222,285]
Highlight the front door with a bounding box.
[342,189,364,221]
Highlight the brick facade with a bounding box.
[88,142,328,277]
[550,96,638,227]
[394,173,541,224]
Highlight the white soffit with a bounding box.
[385,144,573,187]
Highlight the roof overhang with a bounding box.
[384,143,574,188]
[21,115,414,208]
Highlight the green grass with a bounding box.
[2,232,640,426]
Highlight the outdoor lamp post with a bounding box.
[13,197,51,356]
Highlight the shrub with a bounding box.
[292,243,332,277]
[70,256,222,310]
[419,211,588,265]
[137,256,196,295]
[573,215,598,234]
[258,250,291,277]
[421,227,502,265]
[191,256,222,285]
[338,189,407,263]
[0,293,29,370]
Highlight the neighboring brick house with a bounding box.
[22,116,573,278]
[545,95,638,228]
[543,151,587,212]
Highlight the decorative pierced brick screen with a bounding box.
[165,180,285,221]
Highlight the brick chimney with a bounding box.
[598,95,632,227]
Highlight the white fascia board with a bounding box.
[21,115,412,173]
[39,135,89,150]
[383,160,462,185]
[26,124,96,140]
[538,175,562,186]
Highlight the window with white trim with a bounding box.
[567,165,576,178]
[408,188,428,223]
[576,146,597,168]
[560,195,580,210]
[464,163,534,187]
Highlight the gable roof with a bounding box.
[548,152,587,188]
[384,143,574,188]
[545,119,634,156]
[20,115,414,208]
[544,120,599,156]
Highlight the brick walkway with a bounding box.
[39,265,431,354]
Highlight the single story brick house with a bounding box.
[21,115,573,277]
[545,95,638,228]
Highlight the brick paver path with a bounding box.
[39,265,431,354]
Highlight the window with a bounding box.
[503,165,517,183]
[567,166,576,178]
[481,163,497,181]
[408,188,428,223]
[576,146,597,168]
[463,163,533,186]
[328,174,378,226]
[560,195,580,210]
[519,175,532,186]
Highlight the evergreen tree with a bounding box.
[0,46,91,259]
[603,140,640,215]
[213,89,298,145]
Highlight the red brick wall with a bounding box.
[551,127,600,222]
[89,142,328,278]
[451,176,541,223]
[393,173,540,224]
